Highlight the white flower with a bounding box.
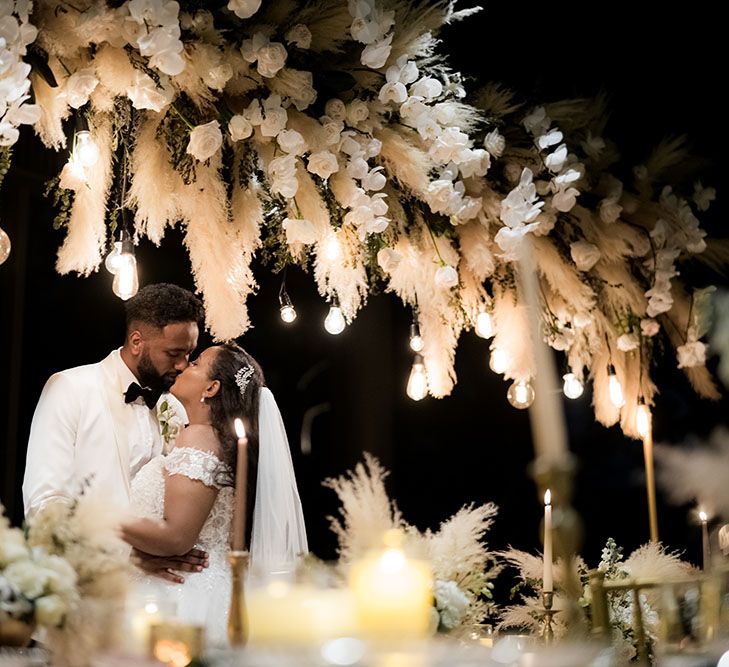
[243,99,263,125]
[570,240,601,271]
[277,128,308,155]
[65,67,99,109]
[186,120,222,161]
[320,117,343,146]
[677,340,707,368]
[616,333,640,352]
[350,17,382,44]
[228,115,253,141]
[693,182,716,212]
[346,99,370,126]
[552,186,579,212]
[257,41,287,78]
[361,166,386,191]
[361,33,392,69]
[537,128,563,150]
[411,77,442,101]
[260,96,288,137]
[35,594,67,627]
[273,68,317,111]
[307,151,339,180]
[378,81,407,105]
[227,0,261,19]
[346,156,370,180]
[365,137,382,158]
[426,179,459,215]
[454,196,482,221]
[435,265,458,288]
[429,127,470,164]
[641,319,660,337]
[149,46,185,77]
[400,96,428,123]
[0,121,19,147]
[4,559,46,599]
[415,115,441,142]
[385,55,418,85]
[0,527,29,566]
[377,247,402,273]
[282,217,317,244]
[544,144,568,172]
[433,580,470,631]
[268,154,299,198]
[599,197,622,223]
[205,63,233,91]
[285,24,312,49]
[645,286,673,318]
[458,148,490,179]
[484,129,505,158]
[499,169,543,228]
[523,106,549,136]
[126,71,173,112]
[494,223,538,260]
[325,98,347,122]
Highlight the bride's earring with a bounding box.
[200,394,206,403]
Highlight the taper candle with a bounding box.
[543,489,553,593]
[232,418,248,552]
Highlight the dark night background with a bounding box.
[1,2,727,587]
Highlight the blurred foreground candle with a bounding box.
[150,621,203,667]
[699,510,710,570]
[636,400,658,543]
[543,490,553,593]
[247,579,357,644]
[349,530,431,640]
[127,594,173,655]
[232,418,248,551]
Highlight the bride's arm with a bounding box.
[121,447,221,557]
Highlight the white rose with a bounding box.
[150,48,185,76]
[228,115,253,141]
[186,120,223,161]
[677,340,707,369]
[285,24,312,49]
[599,197,622,223]
[346,99,370,126]
[307,151,339,180]
[484,129,505,158]
[260,106,288,137]
[617,333,640,352]
[205,63,233,91]
[320,118,343,146]
[282,217,318,244]
[641,319,660,337]
[426,179,456,214]
[411,77,442,100]
[325,98,347,122]
[570,240,601,271]
[377,248,402,273]
[378,81,407,105]
[65,67,99,109]
[227,0,261,19]
[0,528,29,566]
[435,265,458,288]
[433,579,470,631]
[400,96,428,123]
[4,560,47,599]
[126,71,173,112]
[240,32,268,63]
[243,99,263,125]
[268,154,297,179]
[271,176,299,199]
[35,594,67,627]
[339,132,363,156]
[458,148,490,178]
[256,41,287,78]
[277,128,308,155]
[361,33,392,69]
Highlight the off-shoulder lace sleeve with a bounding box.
[163,447,232,489]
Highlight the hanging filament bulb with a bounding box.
[104,230,125,274]
[409,316,424,352]
[475,310,494,339]
[507,379,535,409]
[324,295,346,335]
[407,354,428,401]
[279,288,297,323]
[74,130,100,167]
[323,232,342,262]
[0,226,11,265]
[607,364,625,408]
[489,347,509,374]
[636,399,652,439]
[111,232,139,300]
[562,372,584,399]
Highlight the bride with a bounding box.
[120,342,308,645]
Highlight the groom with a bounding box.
[23,282,205,582]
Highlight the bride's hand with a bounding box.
[131,547,209,584]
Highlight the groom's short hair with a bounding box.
[125,283,204,331]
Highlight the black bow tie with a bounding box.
[124,382,162,410]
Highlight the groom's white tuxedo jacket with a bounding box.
[23,349,185,518]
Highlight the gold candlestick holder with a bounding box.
[228,550,249,647]
[539,591,557,644]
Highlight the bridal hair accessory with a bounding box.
[235,366,255,396]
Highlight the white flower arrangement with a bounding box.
[325,454,502,635]
[0,0,723,435]
[157,396,183,445]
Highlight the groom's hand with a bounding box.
[131,547,209,584]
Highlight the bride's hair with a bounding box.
[207,342,264,546]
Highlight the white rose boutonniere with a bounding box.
[157,398,183,445]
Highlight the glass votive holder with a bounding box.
[468,623,495,648]
[149,621,204,667]
[125,590,177,656]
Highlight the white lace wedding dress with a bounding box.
[129,447,234,646]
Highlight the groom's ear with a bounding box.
[127,329,143,355]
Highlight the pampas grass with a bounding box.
[376,126,433,197]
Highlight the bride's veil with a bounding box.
[249,386,308,575]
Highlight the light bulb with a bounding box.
[475,311,494,339]
[409,321,424,352]
[407,354,428,401]
[323,233,342,262]
[74,130,99,167]
[489,348,509,374]
[607,365,625,408]
[562,372,584,399]
[112,241,139,300]
[0,226,10,265]
[507,379,535,409]
[280,304,297,323]
[104,240,123,274]
[636,401,651,439]
[324,303,346,335]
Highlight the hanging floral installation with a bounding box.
[0,0,725,433]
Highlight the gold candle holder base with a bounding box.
[539,591,556,644]
[228,550,249,647]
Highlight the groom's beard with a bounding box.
[137,349,177,392]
